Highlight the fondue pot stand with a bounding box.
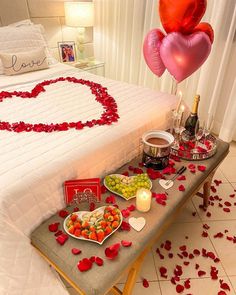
[142,130,174,170]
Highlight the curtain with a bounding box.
[94,0,236,142]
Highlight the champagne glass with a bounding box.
[204,114,214,137]
[194,121,204,152]
[171,110,181,148]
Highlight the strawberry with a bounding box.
[81,229,89,239]
[89,231,98,241]
[68,226,75,235]
[112,221,119,228]
[89,225,96,232]
[82,221,89,228]
[74,222,81,229]
[113,214,120,221]
[70,214,77,222]
[105,226,113,236]
[104,213,110,220]
[100,220,107,229]
[74,229,81,237]
[97,230,105,243]
[111,209,118,216]
[108,216,114,222]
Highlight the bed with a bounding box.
[0,22,177,295]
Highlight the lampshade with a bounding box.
[64,2,94,27]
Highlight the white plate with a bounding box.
[63,205,122,245]
[104,174,152,201]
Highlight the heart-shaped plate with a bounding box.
[129,217,146,232]
[63,206,122,245]
[104,174,152,201]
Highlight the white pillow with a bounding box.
[0,48,49,75]
[0,23,56,74]
[8,19,33,27]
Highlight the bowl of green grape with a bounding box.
[104,173,152,200]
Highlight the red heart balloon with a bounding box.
[159,0,207,34]
[193,22,214,43]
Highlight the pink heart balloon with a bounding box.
[143,29,166,77]
[160,32,211,83]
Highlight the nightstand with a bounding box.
[70,60,105,76]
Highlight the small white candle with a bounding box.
[176,91,183,113]
[180,104,185,125]
[136,188,152,212]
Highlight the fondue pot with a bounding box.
[142,130,174,170]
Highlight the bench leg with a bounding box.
[203,180,211,207]
[121,247,150,295]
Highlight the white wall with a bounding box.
[0,0,94,60]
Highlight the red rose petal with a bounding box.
[105,243,120,260]
[203,224,210,230]
[73,207,79,212]
[188,164,195,170]
[101,185,108,194]
[202,231,208,237]
[159,266,168,278]
[198,270,206,277]
[184,279,191,289]
[229,194,235,198]
[164,240,172,251]
[89,256,96,263]
[127,204,136,211]
[190,169,196,173]
[95,256,104,266]
[122,171,129,176]
[179,245,186,251]
[121,240,132,247]
[178,185,185,192]
[223,208,230,213]
[89,202,95,211]
[224,201,231,207]
[198,165,206,172]
[214,179,222,186]
[71,248,81,255]
[142,278,149,288]
[48,222,60,232]
[195,264,199,270]
[56,233,69,245]
[184,261,190,266]
[176,284,184,293]
[120,221,131,231]
[220,280,230,291]
[192,212,197,216]
[218,291,226,295]
[211,186,217,193]
[206,212,211,217]
[193,249,200,256]
[214,232,224,238]
[177,175,186,181]
[58,210,69,218]
[128,165,134,171]
[105,195,116,204]
[210,266,218,280]
[77,258,93,272]
[207,252,215,260]
[121,209,130,218]
[54,230,63,237]
[168,253,174,258]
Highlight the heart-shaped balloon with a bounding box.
[160,32,211,83]
[143,29,166,77]
[159,0,207,34]
[193,22,214,43]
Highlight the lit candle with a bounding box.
[180,104,185,126]
[176,91,182,113]
[136,188,152,212]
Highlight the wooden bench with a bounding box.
[31,139,229,295]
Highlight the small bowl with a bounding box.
[142,130,174,170]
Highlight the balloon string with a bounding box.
[171,76,178,95]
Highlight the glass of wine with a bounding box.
[204,114,214,138]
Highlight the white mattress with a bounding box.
[0,63,177,294]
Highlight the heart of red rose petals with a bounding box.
[121,240,132,247]
[48,222,60,232]
[77,258,93,272]
[56,233,69,245]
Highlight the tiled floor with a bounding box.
[66,142,236,295]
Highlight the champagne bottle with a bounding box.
[184,95,200,138]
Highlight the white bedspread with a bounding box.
[0,63,177,294]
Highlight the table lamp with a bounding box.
[64,1,94,61]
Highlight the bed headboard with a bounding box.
[0,0,93,60]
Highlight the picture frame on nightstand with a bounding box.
[58,41,77,63]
